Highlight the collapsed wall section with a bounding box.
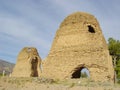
[12,47,42,77]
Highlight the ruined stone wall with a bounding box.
[42,12,114,82]
[12,47,42,77]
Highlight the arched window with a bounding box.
[88,25,95,33]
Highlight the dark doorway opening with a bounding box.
[71,67,90,78]
[88,25,95,33]
[31,57,38,77]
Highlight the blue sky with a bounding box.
[0,0,120,63]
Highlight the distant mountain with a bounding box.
[0,59,15,75]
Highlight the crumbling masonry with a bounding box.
[12,12,114,82]
[12,47,42,77]
[41,12,114,82]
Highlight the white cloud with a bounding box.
[0,10,53,62]
[0,16,48,46]
[0,0,120,63]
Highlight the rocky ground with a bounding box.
[0,77,120,90]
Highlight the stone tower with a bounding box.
[12,47,42,77]
[42,12,114,82]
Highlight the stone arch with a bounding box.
[30,57,38,77]
[71,65,90,78]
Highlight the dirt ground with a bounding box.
[0,77,120,90]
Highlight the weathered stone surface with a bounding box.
[41,12,114,82]
[12,47,42,77]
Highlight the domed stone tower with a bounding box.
[42,12,114,82]
[12,47,42,77]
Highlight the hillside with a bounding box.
[0,59,14,75]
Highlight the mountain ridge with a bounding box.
[0,59,15,75]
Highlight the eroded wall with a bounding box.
[42,12,114,82]
[12,47,42,77]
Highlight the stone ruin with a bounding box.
[12,12,114,82]
[41,12,114,82]
[12,47,42,77]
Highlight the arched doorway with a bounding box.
[30,57,38,77]
[71,67,90,78]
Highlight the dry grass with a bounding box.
[0,77,120,90]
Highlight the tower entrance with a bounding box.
[71,67,90,78]
[31,57,38,77]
